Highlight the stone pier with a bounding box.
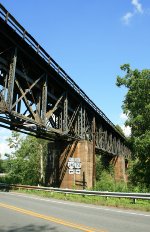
[46,140,93,189]
[45,140,127,189]
[111,155,127,182]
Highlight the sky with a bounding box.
[0,0,150,158]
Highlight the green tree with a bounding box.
[0,156,3,173]
[116,64,150,189]
[0,158,8,173]
[7,131,23,152]
[5,133,48,185]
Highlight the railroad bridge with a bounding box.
[0,4,130,189]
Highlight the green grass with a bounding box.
[12,188,150,212]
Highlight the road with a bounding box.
[0,192,150,232]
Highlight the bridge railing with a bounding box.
[0,3,125,139]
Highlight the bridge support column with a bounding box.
[46,140,94,189]
[111,155,127,182]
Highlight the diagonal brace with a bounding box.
[12,74,44,110]
[68,103,81,130]
[46,92,65,120]
[15,79,39,122]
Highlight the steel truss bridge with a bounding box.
[0,4,130,157]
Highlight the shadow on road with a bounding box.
[0,224,59,232]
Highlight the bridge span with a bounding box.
[0,4,130,188]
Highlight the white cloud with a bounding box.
[119,112,131,137]
[0,128,11,159]
[131,0,143,14]
[121,125,131,137]
[120,112,128,121]
[122,0,144,25]
[0,143,10,157]
[122,12,134,25]
[0,128,25,159]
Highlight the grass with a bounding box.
[12,188,150,212]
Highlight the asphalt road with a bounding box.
[0,191,150,232]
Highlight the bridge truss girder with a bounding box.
[0,6,130,157]
[0,46,130,157]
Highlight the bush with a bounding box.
[94,170,128,192]
[115,181,128,192]
[94,171,115,191]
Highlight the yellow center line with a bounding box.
[0,202,107,232]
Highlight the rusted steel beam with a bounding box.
[7,47,17,112]
[41,74,47,125]
[63,93,68,132]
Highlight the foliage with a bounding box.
[116,64,150,136]
[95,155,103,181]
[0,159,7,173]
[95,168,128,192]
[95,170,115,191]
[6,131,23,152]
[0,159,3,173]
[116,64,150,189]
[128,132,150,189]
[4,132,48,185]
[95,155,128,192]
[96,154,114,181]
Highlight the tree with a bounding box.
[0,155,3,173]
[116,64,150,189]
[5,133,48,185]
[6,131,23,157]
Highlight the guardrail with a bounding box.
[0,3,125,140]
[0,183,10,191]
[2,184,149,203]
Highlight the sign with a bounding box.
[68,158,81,175]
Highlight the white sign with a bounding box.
[68,162,75,169]
[68,158,81,175]
[69,169,75,174]
[69,169,81,174]
[75,169,81,174]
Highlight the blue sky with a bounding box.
[0,0,150,156]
